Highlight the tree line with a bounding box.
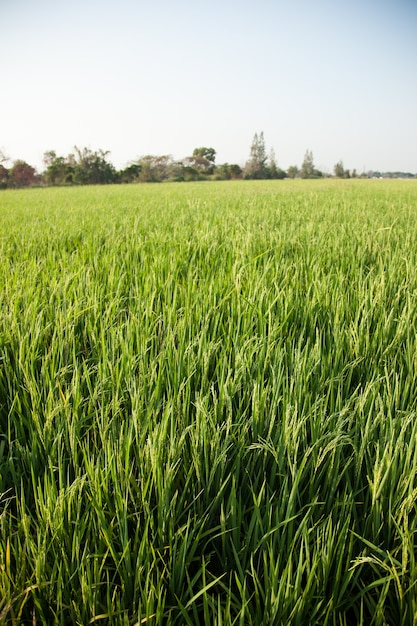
[0,135,415,189]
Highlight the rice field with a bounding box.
[1,179,417,625]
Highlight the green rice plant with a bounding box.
[1,180,417,623]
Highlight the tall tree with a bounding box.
[245,132,267,179]
[268,148,286,179]
[301,150,315,179]
[334,160,345,178]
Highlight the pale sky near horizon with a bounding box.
[1,0,416,174]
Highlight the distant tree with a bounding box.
[287,165,299,179]
[192,147,216,163]
[42,147,117,185]
[9,160,37,187]
[119,162,141,183]
[150,155,173,181]
[137,158,153,183]
[216,163,232,180]
[267,149,286,179]
[135,155,175,182]
[0,164,8,189]
[43,150,74,185]
[334,160,353,179]
[167,160,187,182]
[334,160,345,178]
[301,150,315,179]
[215,163,243,180]
[229,164,243,179]
[301,150,322,178]
[268,148,278,179]
[71,147,117,185]
[183,147,216,176]
[275,168,287,179]
[245,132,267,179]
[181,165,200,182]
[0,150,12,188]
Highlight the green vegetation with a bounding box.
[1,139,415,188]
[1,179,417,624]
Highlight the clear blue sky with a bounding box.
[1,0,416,173]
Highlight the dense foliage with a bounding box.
[2,138,414,188]
[1,180,417,624]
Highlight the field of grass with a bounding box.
[1,179,417,624]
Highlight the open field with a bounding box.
[1,179,417,624]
